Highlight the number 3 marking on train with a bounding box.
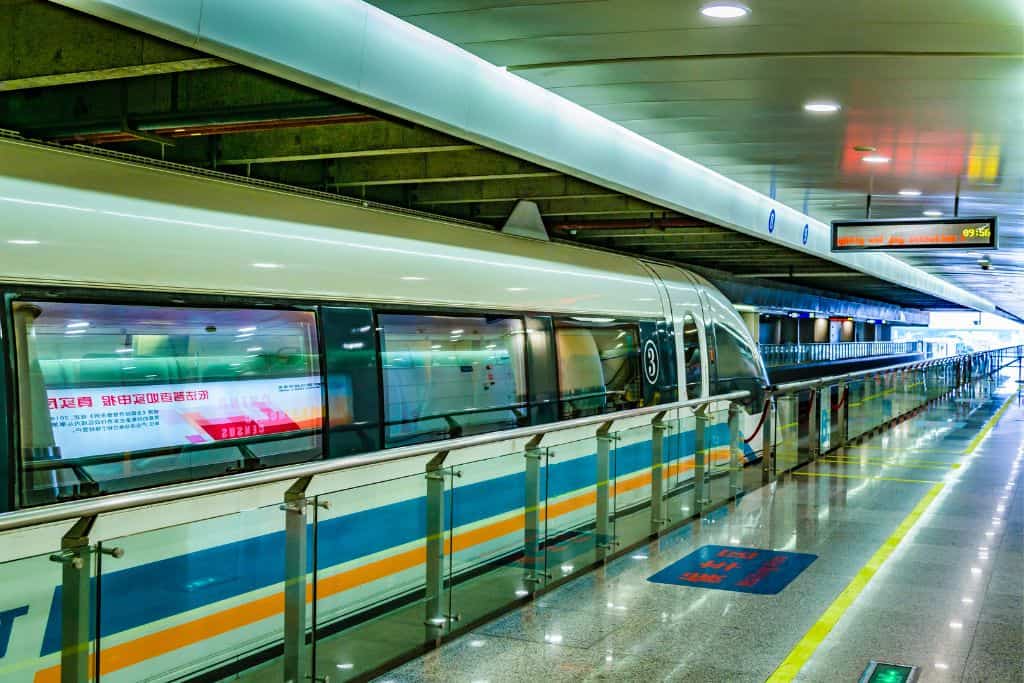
[643,340,659,384]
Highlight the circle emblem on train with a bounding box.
[643,339,660,384]
[802,223,809,244]
[768,209,776,234]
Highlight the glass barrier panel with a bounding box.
[663,411,699,522]
[311,468,449,682]
[446,449,540,627]
[544,434,601,581]
[774,392,800,474]
[844,379,867,440]
[95,503,283,683]
[0,547,96,683]
[700,405,739,512]
[611,422,654,550]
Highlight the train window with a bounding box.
[682,314,703,398]
[712,321,762,391]
[11,301,323,506]
[555,320,641,418]
[378,313,528,447]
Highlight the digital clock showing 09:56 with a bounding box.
[830,216,998,252]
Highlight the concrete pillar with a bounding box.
[741,311,759,345]
[781,317,798,344]
[798,318,814,343]
[813,317,829,343]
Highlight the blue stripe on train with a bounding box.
[41,423,752,655]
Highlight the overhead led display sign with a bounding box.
[831,216,997,252]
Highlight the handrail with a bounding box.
[772,349,998,395]
[0,389,752,533]
[760,340,924,367]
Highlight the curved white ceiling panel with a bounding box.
[53,0,995,312]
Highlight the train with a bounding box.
[0,138,768,681]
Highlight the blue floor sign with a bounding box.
[647,545,816,595]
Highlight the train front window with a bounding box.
[555,320,641,418]
[11,301,323,506]
[682,314,703,398]
[378,313,528,447]
[712,321,763,393]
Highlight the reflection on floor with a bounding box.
[376,379,1024,682]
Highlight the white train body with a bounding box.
[0,139,767,681]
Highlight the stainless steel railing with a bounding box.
[1,345,1019,683]
[760,340,924,367]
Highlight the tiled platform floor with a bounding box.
[376,379,1024,682]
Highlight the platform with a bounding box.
[378,378,1023,682]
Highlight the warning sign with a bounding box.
[647,545,816,595]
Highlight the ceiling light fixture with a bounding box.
[862,155,890,164]
[252,262,282,269]
[898,189,922,196]
[804,102,840,113]
[7,239,39,245]
[923,210,943,217]
[700,2,749,18]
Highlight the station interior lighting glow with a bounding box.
[862,155,890,164]
[700,2,749,18]
[804,102,840,113]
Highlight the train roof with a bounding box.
[0,138,669,318]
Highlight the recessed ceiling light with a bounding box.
[7,239,39,245]
[700,2,749,18]
[898,189,922,196]
[923,210,943,217]
[862,155,890,164]
[804,102,840,113]
[401,276,427,281]
[252,262,282,269]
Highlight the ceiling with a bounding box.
[0,0,1020,316]
[364,0,1024,315]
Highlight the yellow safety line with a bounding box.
[824,454,960,466]
[820,457,960,471]
[791,471,941,485]
[843,444,967,457]
[766,482,944,681]
[963,393,1015,454]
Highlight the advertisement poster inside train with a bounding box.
[43,376,324,459]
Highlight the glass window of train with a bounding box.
[554,320,641,418]
[10,301,323,506]
[682,314,703,398]
[712,321,761,387]
[377,313,528,447]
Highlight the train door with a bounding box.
[641,263,708,400]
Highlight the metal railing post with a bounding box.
[761,398,775,484]
[807,387,820,461]
[595,422,615,560]
[50,517,95,683]
[836,381,849,451]
[693,405,709,513]
[728,402,743,495]
[650,412,668,535]
[425,453,450,642]
[523,436,545,591]
[777,393,799,472]
[282,477,314,683]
